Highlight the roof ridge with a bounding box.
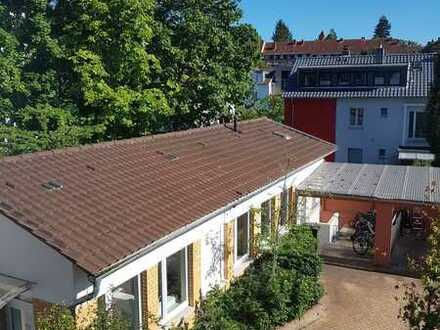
[0,117,270,163]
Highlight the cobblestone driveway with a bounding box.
[283,264,416,330]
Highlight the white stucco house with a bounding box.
[284,50,437,164]
[0,118,335,329]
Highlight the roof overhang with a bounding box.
[0,274,32,309]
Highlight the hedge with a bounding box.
[189,225,323,330]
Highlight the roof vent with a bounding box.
[42,180,64,191]
[156,150,179,161]
[272,131,292,140]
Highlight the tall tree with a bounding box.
[318,30,325,40]
[54,0,170,139]
[325,29,337,40]
[151,0,261,129]
[0,0,92,156]
[373,15,392,39]
[426,55,440,166]
[272,19,293,42]
[424,38,440,54]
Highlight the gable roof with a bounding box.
[283,53,435,99]
[0,118,335,275]
[262,38,419,56]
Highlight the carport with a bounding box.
[297,162,440,267]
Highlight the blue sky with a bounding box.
[239,0,440,45]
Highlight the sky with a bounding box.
[239,0,440,45]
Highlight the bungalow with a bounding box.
[0,118,335,329]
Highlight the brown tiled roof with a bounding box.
[0,118,335,275]
[263,38,419,55]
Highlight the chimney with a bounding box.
[376,44,385,63]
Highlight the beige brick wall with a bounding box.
[271,194,281,237]
[75,298,98,330]
[188,240,202,307]
[141,265,160,330]
[250,206,261,258]
[224,222,234,282]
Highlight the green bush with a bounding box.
[191,226,323,330]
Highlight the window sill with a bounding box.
[159,304,193,328]
[234,256,252,277]
[348,126,364,130]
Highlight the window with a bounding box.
[374,73,386,85]
[408,110,427,139]
[350,108,364,127]
[353,72,367,86]
[7,307,22,330]
[380,108,388,118]
[338,72,351,86]
[157,248,188,319]
[303,72,316,87]
[379,148,386,160]
[319,72,332,86]
[390,71,401,85]
[348,148,363,163]
[112,276,141,329]
[235,213,249,261]
[281,71,290,91]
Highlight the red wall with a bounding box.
[284,98,336,161]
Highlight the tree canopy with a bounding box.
[325,29,337,40]
[424,38,440,54]
[0,0,261,155]
[373,15,392,39]
[272,19,293,42]
[426,55,440,166]
[318,31,325,40]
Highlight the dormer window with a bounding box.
[390,71,401,86]
[338,72,351,86]
[319,72,332,86]
[353,72,367,86]
[374,73,386,86]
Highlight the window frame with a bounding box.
[380,107,388,118]
[108,275,143,329]
[378,148,386,161]
[234,212,250,265]
[349,108,364,127]
[347,148,363,163]
[389,71,401,86]
[159,248,189,322]
[404,105,427,142]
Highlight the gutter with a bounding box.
[94,149,336,281]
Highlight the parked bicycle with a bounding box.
[352,220,375,256]
[350,210,376,241]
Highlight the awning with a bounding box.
[297,162,440,205]
[398,149,435,161]
[0,274,32,309]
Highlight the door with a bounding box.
[6,300,34,330]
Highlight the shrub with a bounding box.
[190,226,323,330]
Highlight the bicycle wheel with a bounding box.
[352,235,370,256]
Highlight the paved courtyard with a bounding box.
[282,264,417,330]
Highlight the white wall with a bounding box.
[94,159,324,297]
[0,215,90,305]
[335,97,427,164]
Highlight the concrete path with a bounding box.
[281,264,416,330]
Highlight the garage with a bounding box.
[296,162,439,272]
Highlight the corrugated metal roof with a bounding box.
[298,162,440,204]
[283,53,435,99]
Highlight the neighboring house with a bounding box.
[284,49,437,164]
[252,68,275,100]
[0,118,335,330]
[260,38,419,97]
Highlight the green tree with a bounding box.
[373,15,392,39]
[0,0,92,156]
[426,55,440,166]
[151,0,261,129]
[54,0,170,139]
[398,212,440,329]
[240,96,284,123]
[424,38,440,54]
[318,30,325,40]
[325,29,337,40]
[272,19,293,42]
